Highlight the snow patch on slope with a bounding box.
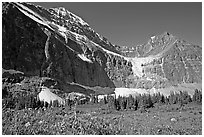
[130,56,161,77]
[129,38,178,77]
[38,86,65,104]
[77,54,93,63]
[90,41,128,60]
[2,69,24,75]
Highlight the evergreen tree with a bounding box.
[49,100,53,108]
[192,89,197,102]
[198,90,202,104]
[133,96,138,111]
[182,91,192,104]
[103,96,108,104]
[115,99,121,111]
[44,101,49,108]
[41,101,45,108]
[175,92,180,104]
[107,95,114,109]
[36,98,42,108]
[55,100,59,107]
[95,96,98,104]
[126,95,134,110]
[161,94,165,104]
[169,91,179,104]
[118,96,126,110]
[178,91,184,107]
[165,96,169,105]
[31,95,35,108]
[138,94,146,109]
[151,93,157,104]
[117,96,123,110]
[146,94,153,108]
[169,91,174,104]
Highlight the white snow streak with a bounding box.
[90,41,128,60]
[77,54,93,63]
[15,2,44,21]
[52,23,69,43]
[2,69,24,74]
[14,3,54,31]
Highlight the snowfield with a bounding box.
[114,83,202,98]
[129,56,160,77]
[114,88,150,98]
[38,86,65,105]
[2,68,24,75]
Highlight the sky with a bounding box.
[31,2,202,47]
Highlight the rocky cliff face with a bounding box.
[2,2,131,91]
[2,2,202,96]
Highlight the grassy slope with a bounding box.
[2,103,202,135]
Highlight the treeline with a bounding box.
[2,91,87,110]
[98,89,202,111]
[3,93,38,110]
[3,92,70,110]
[2,89,202,110]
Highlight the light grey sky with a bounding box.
[32,2,202,47]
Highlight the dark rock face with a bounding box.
[2,2,131,91]
[2,3,46,76]
[2,2,202,96]
[3,3,112,88]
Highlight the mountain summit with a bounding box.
[2,2,202,97]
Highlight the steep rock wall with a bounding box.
[2,3,118,88]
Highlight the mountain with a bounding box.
[2,2,202,97]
